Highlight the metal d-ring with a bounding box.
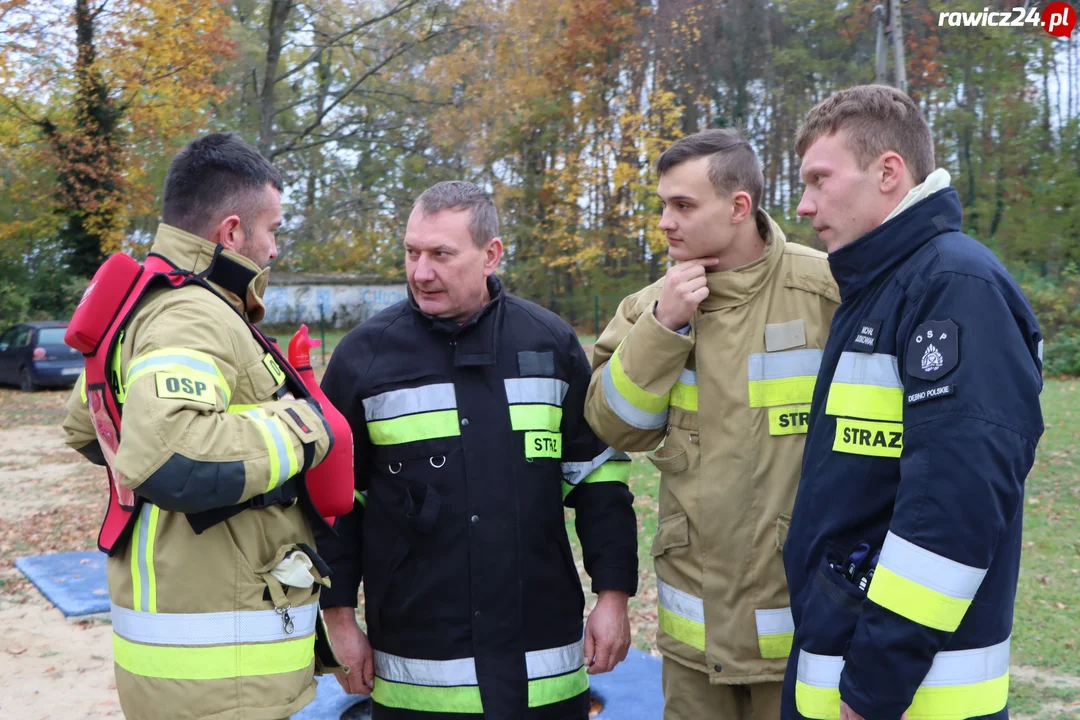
[389,462,402,474]
[429,455,446,469]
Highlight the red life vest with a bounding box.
[66,250,351,554]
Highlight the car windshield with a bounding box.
[37,328,69,345]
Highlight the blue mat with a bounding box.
[295,647,663,719]
[14,550,110,617]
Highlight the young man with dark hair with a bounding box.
[782,84,1044,720]
[62,132,335,719]
[586,129,840,719]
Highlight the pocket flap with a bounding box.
[650,512,690,557]
[647,446,688,473]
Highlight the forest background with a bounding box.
[1,0,1079,373]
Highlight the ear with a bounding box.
[211,215,244,250]
[483,237,503,276]
[879,152,908,194]
[730,191,753,224]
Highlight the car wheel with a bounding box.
[19,367,36,393]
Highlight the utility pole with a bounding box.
[874,0,907,93]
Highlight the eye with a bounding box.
[677,203,690,210]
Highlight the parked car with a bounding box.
[0,321,83,392]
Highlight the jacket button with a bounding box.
[471,515,480,525]
[714,664,722,673]
[461,418,469,427]
[474,610,482,619]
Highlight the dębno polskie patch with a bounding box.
[905,319,959,382]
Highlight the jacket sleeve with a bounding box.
[563,333,639,596]
[584,290,694,452]
[314,330,373,608]
[113,305,333,514]
[839,272,1044,717]
[62,371,106,466]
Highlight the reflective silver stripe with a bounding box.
[831,352,902,388]
[136,504,152,611]
[657,578,705,624]
[879,531,986,600]
[374,639,585,687]
[797,637,1010,689]
[561,446,615,486]
[363,383,457,421]
[504,378,569,406]
[525,639,584,679]
[375,650,477,686]
[126,354,219,383]
[748,349,823,381]
[677,369,697,385]
[110,602,318,645]
[797,648,845,688]
[246,410,293,488]
[755,607,794,636]
[1037,340,1044,362]
[601,363,668,430]
[922,637,1010,686]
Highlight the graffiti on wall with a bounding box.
[261,284,408,328]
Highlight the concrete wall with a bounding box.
[261,283,408,329]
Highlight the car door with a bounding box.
[0,325,23,384]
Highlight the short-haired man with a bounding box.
[585,129,840,719]
[782,85,1044,720]
[317,181,639,719]
[62,132,336,718]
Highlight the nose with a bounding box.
[658,208,676,232]
[413,254,437,283]
[796,190,815,218]
[268,239,278,261]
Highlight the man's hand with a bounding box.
[584,590,631,675]
[654,258,721,331]
[840,700,908,720]
[324,606,375,695]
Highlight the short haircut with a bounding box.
[413,181,499,247]
[795,84,935,184]
[162,132,283,239]
[656,129,764,212]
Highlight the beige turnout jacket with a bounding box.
[586,213,839,684]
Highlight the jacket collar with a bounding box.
[827,186,963,303]
[148,224,270,323]
[698,209,786,311]
[408,275,505,367]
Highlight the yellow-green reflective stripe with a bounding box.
[145,505,159,613]
[509,404,562,432]
[868,566,971,632]
[373,680,483,713]
[795,680,841,719]
[609,346,670,414]
[582,460,631,485]
[658,606,706,652]
[825,383,903,422]
[247,410,297,492]
[228,403,259,414]
[77,371,87,404]
[113,633,315,680]
[748,377,817,407]
[130,508,143,613]
[905,674,1009,719]
[111,331,126,401]
[755,608,794,659]
[833,418,904,458]
[657,579,705,652]
[355,489,367,507]
[868,531,985,632]
[527,667,589,708]
[670,382,698,412]
[368,410,461,445]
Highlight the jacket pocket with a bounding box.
[651,512,690,557]
[647,446,688,474]
[776,513,791,553]
[795,549,865,656]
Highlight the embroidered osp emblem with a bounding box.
[906,320,959,381]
